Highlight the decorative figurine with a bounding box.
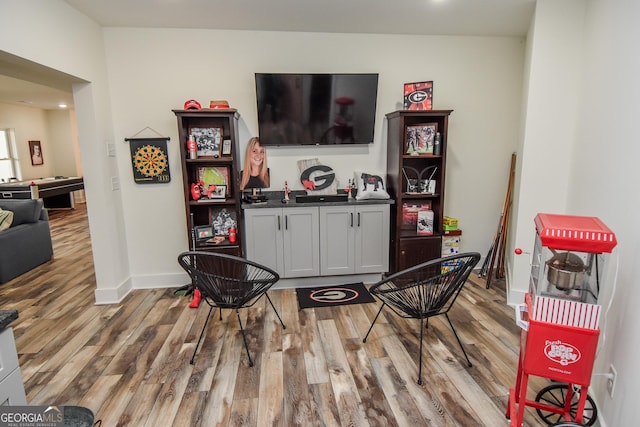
[284,180,290,202]
[346,179,353,200]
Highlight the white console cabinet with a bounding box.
[0,328,27,406]
[244,203,389,281]
[244,207,319,278]
[319,205,390,275]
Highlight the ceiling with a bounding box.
[63,0,536,37]
[1,0,535,110]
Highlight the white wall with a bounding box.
[510,0,639,425]
[0,0,131,302]
[47,109,80,178]
[568,0,640,425]
[509,0,586,301]
[0,1,525,299]
[4,0,639,425]
[103,28,525,281]
[0,103,53,179]
[0,103,79,179]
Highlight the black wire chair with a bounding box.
[363,252,481,384]
[177,251,286,366]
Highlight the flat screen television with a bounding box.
[255,73,379,146]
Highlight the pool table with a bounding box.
[0,176,84,209]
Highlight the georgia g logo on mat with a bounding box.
[309,287,360,304]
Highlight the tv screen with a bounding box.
[255,73,379,146]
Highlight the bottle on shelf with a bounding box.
[187,134,197,159]
[434,132,441,156]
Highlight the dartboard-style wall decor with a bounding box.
[127,137,171,184]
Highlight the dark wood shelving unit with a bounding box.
[173,109,243,256]
[386,109,453,272]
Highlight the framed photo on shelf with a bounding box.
[221,140,232,156]
[208,185,226,199]
[403,81,433,111]
[190,127,222,158]
[405,123,437,155]
[197,166,229,189]
[211,208,236,236]
[194,224,214,241]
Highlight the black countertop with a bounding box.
[0,310,18,330]
[241,190,394,209]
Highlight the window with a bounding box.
[0,128,21,182]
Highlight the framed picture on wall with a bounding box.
[29,140,44,165]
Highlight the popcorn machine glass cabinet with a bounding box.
[529,213,617,305]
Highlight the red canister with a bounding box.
[228,228,236,243]
[187,135,197,159]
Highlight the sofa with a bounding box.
[0,199,53,284]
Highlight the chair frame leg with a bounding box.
[444,313,472,367]
[363,304,386,342]
[265,293,286,329]
[418,316,425,385]
[236,309,254,367]
[191,305,215,365]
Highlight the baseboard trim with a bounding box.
[94,272,383,304]
[94,277,133,304]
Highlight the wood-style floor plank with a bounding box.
[0,203,563,426]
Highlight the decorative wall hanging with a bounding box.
[125,127,171,184]
[29,140,44,165]
[297,158,338,195]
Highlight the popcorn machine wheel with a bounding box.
[534,384,597,425]
[507,213,617,426]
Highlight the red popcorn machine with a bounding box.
[507,213,617,426]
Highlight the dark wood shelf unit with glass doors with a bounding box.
[173,109,243,256]
[386,109,453,273]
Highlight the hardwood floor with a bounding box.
[0,204,556,426]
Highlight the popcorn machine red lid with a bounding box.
[534,213,617,253]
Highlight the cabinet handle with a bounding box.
[357,212,361,227]
[277,215,281,231]
[285,215,288,230]
[350,212,353,227]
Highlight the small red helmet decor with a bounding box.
[190,182,201,200]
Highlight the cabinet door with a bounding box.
[282,207,319,278]
[243,209,284,274]
[355,205,390,273]
[397,236,442,271]
[320,206,356,275]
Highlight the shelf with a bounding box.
[402,154,442,160]
[386,109,453,272]
[185,157,234,164]
[402,193,439,199]
[174,109,243,256]
[399,230,444,239]
[189,199,236,206]
[195,241,239,249]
